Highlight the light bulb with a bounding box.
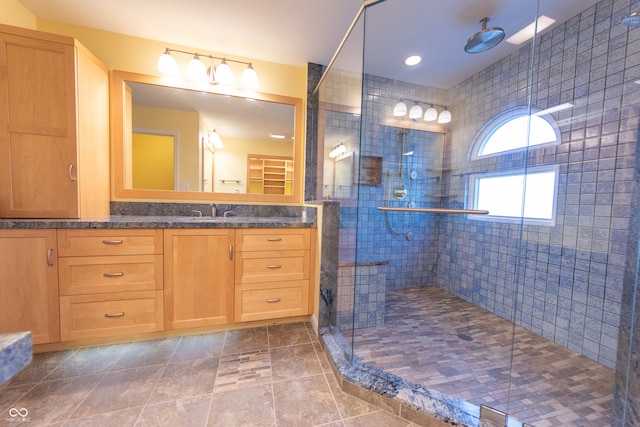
[187,54,207,81]
[438,108,452,124]
[157,49,179,76]
[409,104,423,119]
[240,64,258,89]
[393,101,407,117]
[424,106,438,121]
[215,60,234,85]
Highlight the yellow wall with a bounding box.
[132,105,200,191]
[35,20,306,101]
[132,133,175,190]
[0,0,37,29]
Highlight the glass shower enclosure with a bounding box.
[311,0,640,425]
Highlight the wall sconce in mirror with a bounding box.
[209,129,224,149]
[393,100,452,124]
[158,47,259,89]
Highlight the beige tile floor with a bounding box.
[0,322,419,427]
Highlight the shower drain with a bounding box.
[456,333,474,341]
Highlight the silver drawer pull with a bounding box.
[266,237,282,242]
[68,164,76,181]
[266,298,281,303]
[102,239,124,245]
[46,248,54,267]
[266,265,282,269]
[104,312,125,318]
[103,272,124,277]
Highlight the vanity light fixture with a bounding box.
[393,100,452,124]
[424,105,438,121]
[269,132,286,139]
[158,47,259,89]
[187,53,207,81]
[209,129,224,149]
[329,143,347,158]
[409,103,423,119]
[437,107,452,124]
[393,101,408,116]
[157,48,179,76]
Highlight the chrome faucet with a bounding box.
[191,209,203,217]
[223,209,236,218]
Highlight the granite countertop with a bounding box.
[0,215,316,229]
[0,332,32,386]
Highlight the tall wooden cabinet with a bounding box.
[0,230,59,344]
[0,24,109,219]
[163,229,235,329]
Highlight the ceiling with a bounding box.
[16,0,605,143]
[18,0,603,89]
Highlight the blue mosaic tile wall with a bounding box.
[438,0,640,369]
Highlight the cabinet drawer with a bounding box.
[235,281,309,322]
[235,250,309,284]
[60,290,163,341]
[236,229,310,251]
[58,229,163,256]
[59,255,163,295]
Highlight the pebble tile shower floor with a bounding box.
[346,287,614,427]
[0,323,420,427]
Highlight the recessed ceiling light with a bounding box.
[404,55,422,66]
[506,15,556,45]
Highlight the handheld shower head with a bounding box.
[464,17,505,54]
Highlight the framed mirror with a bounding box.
[110,70,304,203]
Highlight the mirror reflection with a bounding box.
[126,81,295,194]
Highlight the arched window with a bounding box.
[467,106,562,224]
[470,106,561,160]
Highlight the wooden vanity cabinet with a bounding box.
[0,230,59,344]
[0,24,109,219]
[234,228,312,322]
[58,229,164,341]
[163,229,235,329]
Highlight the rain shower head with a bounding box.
[622,12,640,27]
[464,17,505,54]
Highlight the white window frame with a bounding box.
[468,165,559,225]
[469,107,561,160]
[466,106,562,226]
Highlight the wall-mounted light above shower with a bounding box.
[329,142,347,158]
[393,100,452,124]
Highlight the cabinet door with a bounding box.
[0,229,59,344]
[164,229,234,329]
[0,33,78,218]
